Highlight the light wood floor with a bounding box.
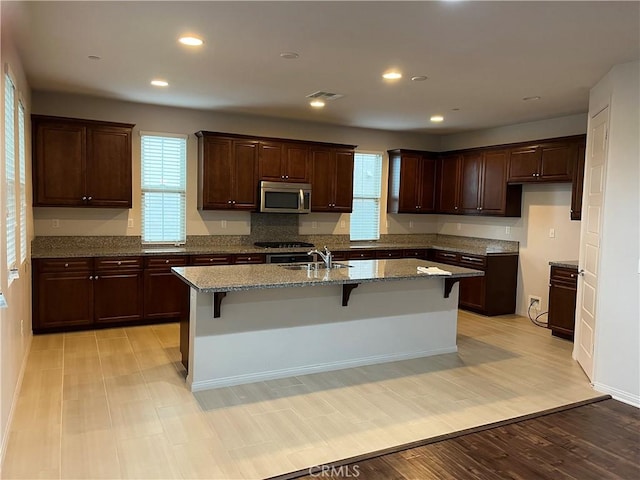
[1,311,599,479]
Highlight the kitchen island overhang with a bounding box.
[173,259,483,392]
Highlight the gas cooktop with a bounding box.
[254,241,315,249]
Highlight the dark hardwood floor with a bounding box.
[285,399,640,480]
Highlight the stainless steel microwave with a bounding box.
[259,181,311,214]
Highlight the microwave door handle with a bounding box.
[299,189,304,212]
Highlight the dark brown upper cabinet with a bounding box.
[571,140,586,220]
[436,154,463,214]
[32,115,134,208]
[507,136,583,183]
[387,149,437,214]
[310,147,355,212]
[458,148,522,217]
[259,142,310,183]
[196,133,258,210]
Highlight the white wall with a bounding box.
[586,61,639,406]
[0,18,33,465]
[31,91,440,238]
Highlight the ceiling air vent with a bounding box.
[306,91,344,101]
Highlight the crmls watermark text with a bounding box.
[308,464,361,477]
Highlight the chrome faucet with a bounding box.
[308,245,332,268]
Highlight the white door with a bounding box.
[574,106,609,381]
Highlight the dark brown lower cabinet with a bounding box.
[431,249,518,316]
[34,262,94,331]
[94,257,144,325]
[548,265,578,340]
[143,256,189,321]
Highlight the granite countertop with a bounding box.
[171,258,484,293]
[31,236,519,259]
[549,260,579,269]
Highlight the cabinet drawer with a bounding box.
[234,254,266,264]
[348,250,376,260]
[144,256,188,269]
[458,254,487,270]
[36,258,93,272]
[190,254,234,266]
[95,256,143,271]
[550,266,578,287]
[433,251,460,265]
[331,251,349,261]
[403,249,428,259]
[375,250,403,259]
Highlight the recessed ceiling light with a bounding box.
[411,75,428,81]
[310,99,325,108]
[382,71,402,80]
[150,79,169,87]
[280,52,300,59]
[179,36,204,46]
[430,115,444,123]
[88,55,101,61]
[523,95,541,101]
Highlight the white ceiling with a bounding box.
[5,1,640,134]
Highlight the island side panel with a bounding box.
[187,278,459,391]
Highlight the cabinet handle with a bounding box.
[89,275,93,280]
[165,260,170,264]
[228,200,232,204]
[87,196,92,201]
[461,256,482,263]
[95,275,99,280]
[281,175,285,179]
[117,261,122,266]
[232,200,236,204]
[285,175,289,179]
[64,263,69,268]
[570,274,575,278]
[441,253,456,258]
[82,196,87,201]
[454,206,458,210]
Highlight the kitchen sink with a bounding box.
[279,262,351,271]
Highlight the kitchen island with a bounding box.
[172,258,483,391]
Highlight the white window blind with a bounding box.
[350,152,382,241]
[18,100,27,263]
[141,134,187,244]
[4,72,17,276]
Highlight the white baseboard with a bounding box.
[593,382,640,408]
[0,334,32,470]
[190,346,457,392]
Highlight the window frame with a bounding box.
[350,151,383,242]
[140,131,188,246]
[4,66,18,281]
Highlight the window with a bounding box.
[350,152,382,241]
[141,133,187,244]
[18,99,26,263]
[4,71,17,277]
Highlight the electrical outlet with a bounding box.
[528,295,541,309]
[549,228,555,238]
[127,218,134,228]
[340,220,346,228]
[457,223,461,231]
[52,219,60,228]
[221,220,227,229]
[409,220,414,229]
[505,226,511,235]
[312,221,317,229]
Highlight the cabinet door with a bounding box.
[35,272,93,330]
[418,156,437,212]
[397,154,421,213]
[460,152,482,214]
[258,142,284,182]
[459,276,486,311]
[539,142,573,181]
[571,142,586,220]
[310,149,333,211]
[94,271,143,324]
[232,140,258,209]
[283,144,309,182]
[548,268,577,339]
[333,149,354,212]
[508,146,540,182]
[143,257,189,320]
[86,126,132,207]
[437,155,461,214]
[34,122,86,206]
[200,137,233,209]
[479,150,508,215]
